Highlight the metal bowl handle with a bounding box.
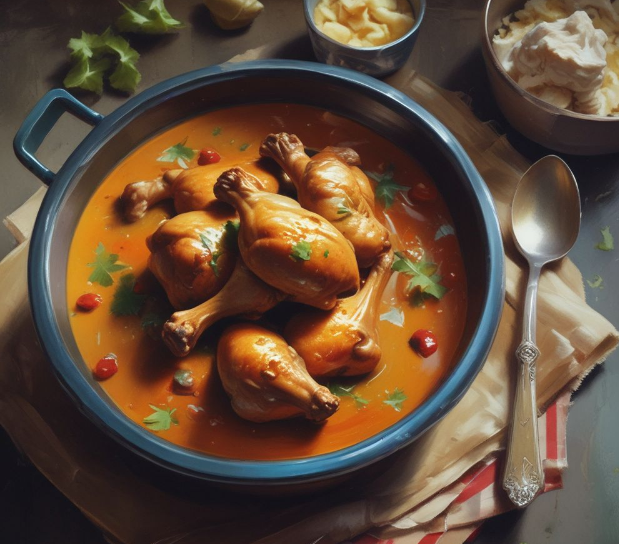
[13,89,104,185]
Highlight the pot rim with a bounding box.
[27,59,504,485]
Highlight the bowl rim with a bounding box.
[482,0,619,122]
[303,0,426,52]
[28,59,504,485]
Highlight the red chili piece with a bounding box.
[76,293,103,312]
[408,182,438,203]
[409,329,438,358]
[198,148,221,166]
[94,354,118,380]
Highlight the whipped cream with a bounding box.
[493,0,619,116]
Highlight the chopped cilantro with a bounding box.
[379,307,404,327]
[290,241,312,262]
[116,0,183,34]
[587,275,604,289]
[365,164,407,208]
[383,388,407,412]
[157,138,195,168]
[392,251,448,300]
[595,226,614,251]
[224,220,240,249]
[143,404,178,431]
[328,382,369,408]
[239,143,250,151]
[87,242,129,287]
[110,274,146,316]
[435,224,455,240]
[324,250,329,258]
[336,199,352,215]
[212,127,222,136]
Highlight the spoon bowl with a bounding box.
[503,155,580,508]
[512,156,581,264]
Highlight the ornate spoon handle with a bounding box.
[502,263,545,508]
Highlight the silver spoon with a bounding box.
[502,155,581,508]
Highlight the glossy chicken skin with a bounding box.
[213,167,360,310]
[217,323,340,423]
[260,132,390,268]
[162,259,285,357]
[285,251,394,378]
[146,209,237,310]
[120,158,279,222]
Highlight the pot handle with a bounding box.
[13,89,104,186]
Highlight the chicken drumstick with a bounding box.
[213,167,360,310]
[162,259,285,357]
[217,323,339,423]
[260,132,390,267]
[284,250,394,378]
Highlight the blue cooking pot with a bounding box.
[14,60,504,487]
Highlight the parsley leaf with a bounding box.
[224,220,240,249]
[595,226,614,251]
[63,57,111,95]
[63,29,141,94]
[116,0,184,34]
[392,251,448,300]
[102,29,141,92]
[336,198,352,215]
[143,404,179,431]
[379,307,404,327]
[87,243,129,287]
[212,127,222,136]
[324,250,329,258]
[111,274,146,316]
[328,382,369,408]
[587,275,604,289]
[239,143,250,151]
[366,164,407,208]
[157,138,195,167]
[290,241,312,262]
[383,388,407,412]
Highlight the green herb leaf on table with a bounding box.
[379,307,404,327]
[102,29,141,92]
[143,404,179,431]
[116,0,184,34]
[87,242,129,287]
[157,138,195,168]
[392,251,448,300]
[290,241,312,262]
[366,164,407,208]
[435,224,455,240]
[587,275,604,289]
[63,29,141,94]
[111,274,147,316]
[595,226,614,251]
[328,382,369,408]
[383,388,407,412]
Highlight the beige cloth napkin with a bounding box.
[0,51,617,544]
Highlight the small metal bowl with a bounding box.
[482,0,619,155]
[303,0,426,78]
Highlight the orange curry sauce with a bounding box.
[67,104,467,460]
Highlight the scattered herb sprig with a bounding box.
[143,404,178,431]
[290,240,312,262]
[366,164,407,208]
[87,242,129,287]
[392,251,448,300]
[383,388,407,412]
[328,382,369,408]
[111,273,146,316]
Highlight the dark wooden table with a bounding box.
[1,0,618,542]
